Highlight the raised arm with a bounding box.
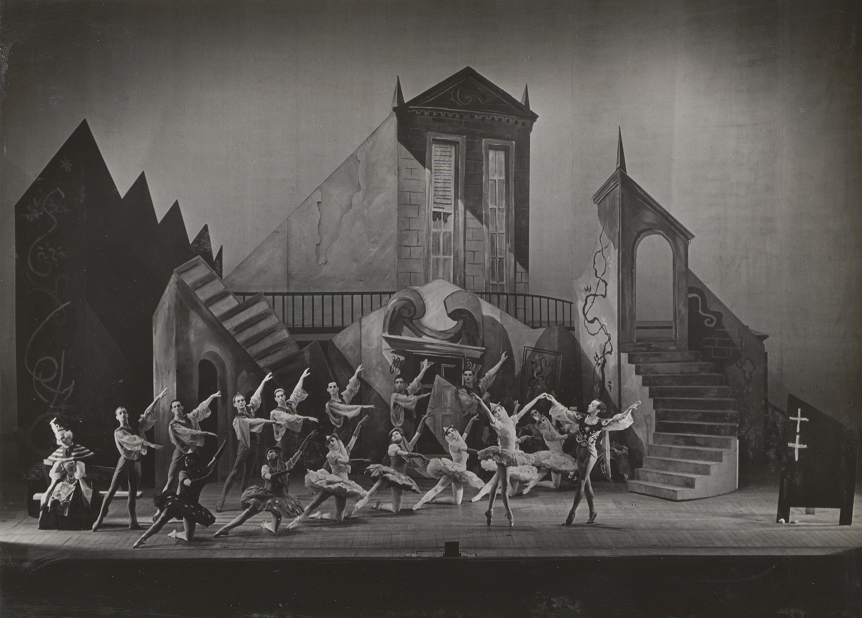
[142,388,168,419]
[281,431,318,472]
[407,412,432,451]
[248,372,274,413]
[473,394,497,424]
[513,393,545,422]
[406,359,433,395]
[479,351,508,392]
[460,413,480,441]
[346,415,368,454]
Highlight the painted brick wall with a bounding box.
[396,110,532,294]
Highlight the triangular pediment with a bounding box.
[401,67,537,122]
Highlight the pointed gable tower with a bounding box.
[394,67,538,293]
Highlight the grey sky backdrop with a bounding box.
[1,0,860,426]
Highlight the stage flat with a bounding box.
[3,474,861,560]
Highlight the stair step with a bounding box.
[175,258,204,275]
[246,330,291,357]
[641,374,726,386]
[652,432,736,449]
[626,480,689,501]
[204,289,232,307]
[636,362,716,375]
[655,420,738,437]
[656,409,739,423]
[253,339,295,363]
[189,271,218,291]
[642,456,715,476]
[217,292,264,322]
[627,351,702,363]
[230,311,273,337]
[649,385,732,398]
[648,443,727,462]
[635,468,701,488]
[239,323,283,349]
[653,397,738,410]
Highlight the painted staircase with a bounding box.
[174,256,300,375]
[626,350,738,500]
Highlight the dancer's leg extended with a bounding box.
[471,471,498,502]
[214,506,260,537]
[287,491,330,529]
[350,479,385,514]
[565,449,597,525]
[413,478,452,510]
[218,443,251,511]
[374,487,403,513]
[93,456,126,531]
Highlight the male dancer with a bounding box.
[390,359,433,438]
[162,391,221,494]
[457,352,508,446]
[216,373,277,511]
[324,364,374,440]
[271,368,318,456]
[92,388,167,531]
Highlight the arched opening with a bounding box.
[197,358,222,481]
[635,234,674,343]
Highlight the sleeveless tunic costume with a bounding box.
[426,438,484,489]
[304,450,367,500]
[364,443,420,493]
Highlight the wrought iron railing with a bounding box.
[233,290,574,333]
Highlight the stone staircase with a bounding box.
[175,256,300,375]
[626,350,738,500]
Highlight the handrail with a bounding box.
[232,290,574,333]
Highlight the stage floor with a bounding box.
[2,473,860,560]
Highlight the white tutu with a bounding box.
[304,469,367,500]
[426,458,484,488]
[531,450,577,474]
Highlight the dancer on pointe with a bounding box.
[520,396,578,494]
[324,365,374,441]
[349,414,431,515]
[270,368,317,459]
[471,394,544,503]
[93,389,167,531]
[286,417,369,529]
[214,431,317,537]
[412,414,483,510]
[216,373,277,511]
[543,394,639,525]
[474,395,535,527]
[133,440,227,548]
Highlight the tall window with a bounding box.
[430,140,456,282]
[487,147,508,292]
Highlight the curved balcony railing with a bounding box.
[232,290,574,334]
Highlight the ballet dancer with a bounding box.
[213,431,317,537]
[390,359,433,438]
[412,414,483,510]
[162,391,220,494]
[349,414,431,515]
[521,403,577,494]
[286,417,369,529]
[324,365,374,440]
[543,394,639,525]
[270,368,317,458]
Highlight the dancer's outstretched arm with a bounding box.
[346,416,368,454]
[512,393,545,423]
[274,431,318,476]
[248,372,275,413]
[407,412,432,451]
[460,413,480,442]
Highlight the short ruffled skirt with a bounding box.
[477,446,534,468]
[480,459,540,484]
[426,458,484,488]
[530,450,577,474]
[364,464,420,493]
[153,492,216,527]
[240,486,303,518]
[304,469,367,500]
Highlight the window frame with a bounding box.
[424,132,466,287]
[482,139,516,293]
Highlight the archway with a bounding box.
[635,233,674,343]
[197,357,225,481]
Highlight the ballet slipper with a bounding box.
[587,511,597,524]
[213,528,229,538]
[505,511,514,527]
[132,538,145,548]
[484,509,493,526]
[563,509,575,526]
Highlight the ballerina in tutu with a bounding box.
[213,431,317,537]
[521,406,578,494]
[133,441,227,548]
[412,414,483,510]
[39,429,98,530]
[474,395,537,527]
[286,417,369,529]
[543,394,639,525]
[470,394,545,503]
[349,416,431,515]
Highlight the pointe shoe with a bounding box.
[91,519,103,532]
[563,510,575,527]
[505,511,514,527]
[215,501,225,513]
[213,528,229,538]
[484,509,493,526]
[285,520,299,530]
[587,511,597,524]
[412,503,424,511]
[132,538,145,548]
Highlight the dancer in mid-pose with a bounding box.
[270,368,318,460]
[350,415,431,515]
[324,365,375,441]
[133,441,227,548]
[543,394,639,525]
[412,414,483,510]
[40,427,96,530]
[390,359,433,438]
[162,391,221,495]
[474,395,535,527]
[93,389,167,531]
[286,417,369,529]
[217,373,277,511]
[214,431,317,537]
[521,405,577,494]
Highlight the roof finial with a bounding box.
[392,76,404,109]
[616,127,627,173]
[520,84,530,109]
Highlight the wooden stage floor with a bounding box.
[2,474,860,560]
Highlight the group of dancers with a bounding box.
[40,357,639,546]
